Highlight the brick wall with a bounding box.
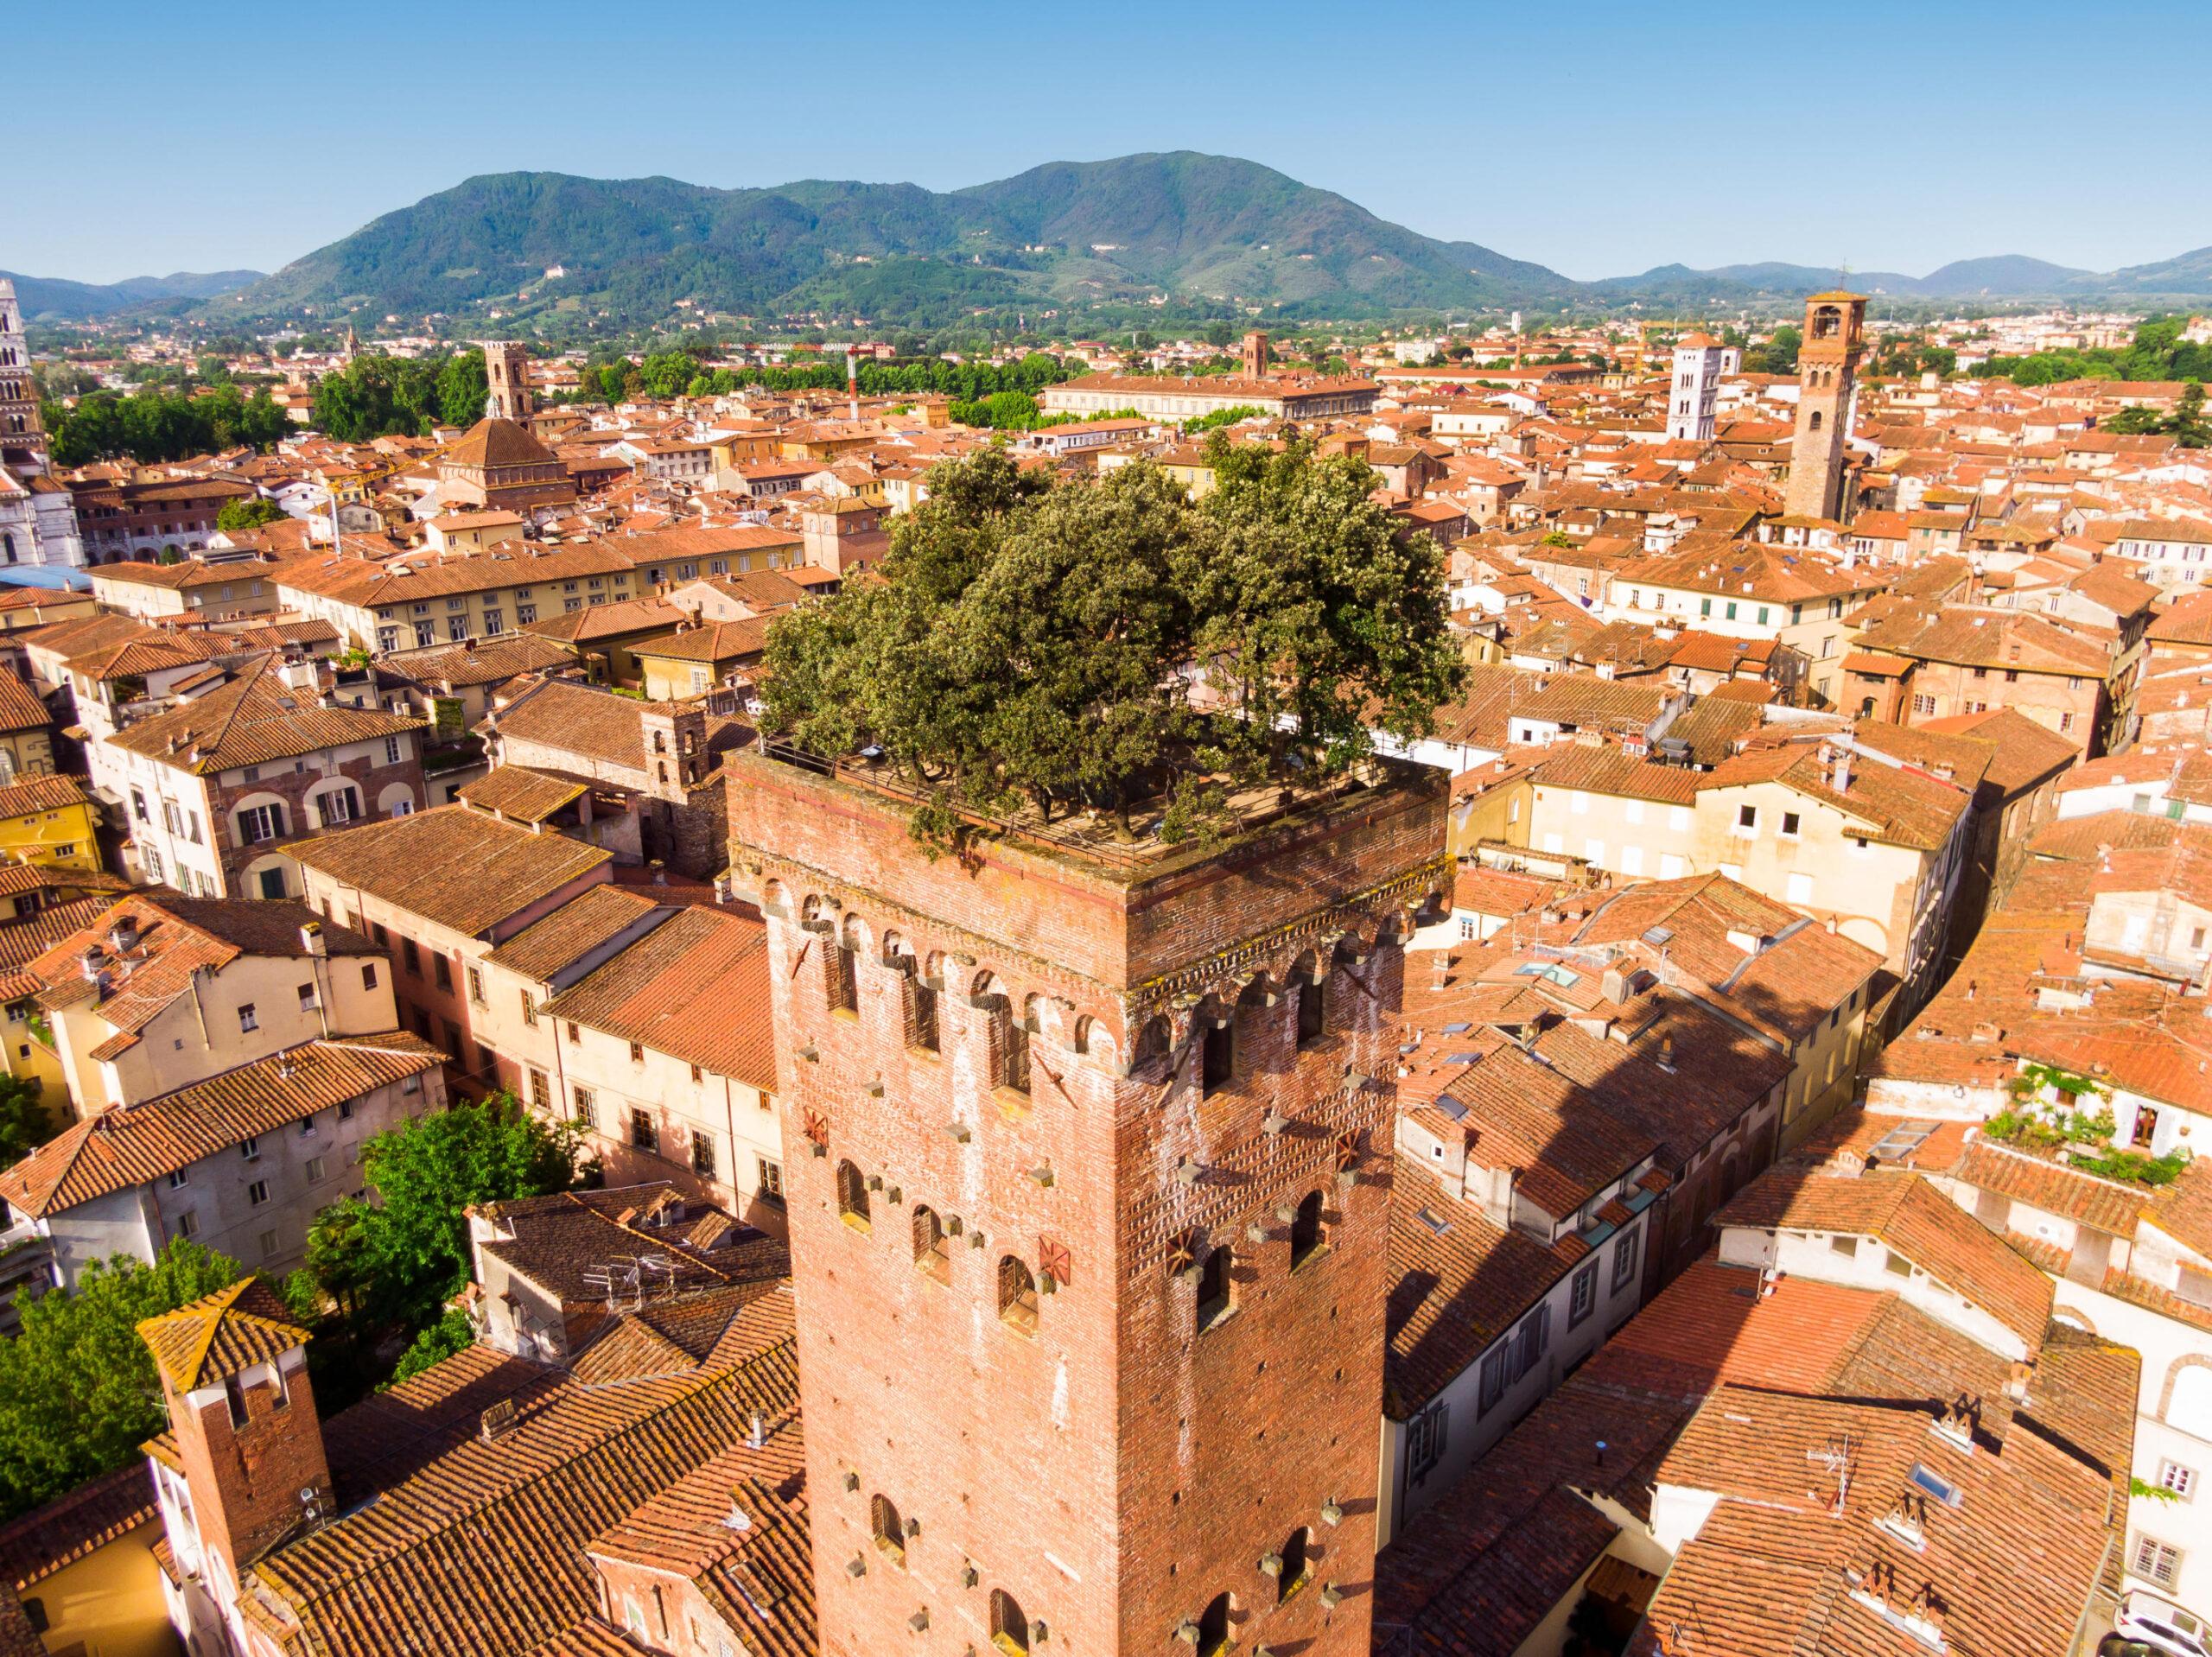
[730,753,1446,1657]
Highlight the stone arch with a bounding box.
[376,781,417,818]
[760,879,790,917]
[838,910,870,956]
[1838,916,1889,959]
[241,853,293,900]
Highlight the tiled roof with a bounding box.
[15,614,221,682]
[106,655,425,774]
[138,1277,308,1392]
[1714,1167,2053,1352]
[0,674,50,735]
[482,885,669,983]
[30,893,380,1033]
[0,1033,442,1217]
[378,633,575,689]
[458,765,589,824]
[543,907,774,1088]
[1386,1177,1580,1416]
[486,678,652,771]
[0,1463,156,1593]
[632,617,771,664]
[245,1298,799,1657]
[0,772,93,820]
[441,416,559,470]
[289,805,610,937]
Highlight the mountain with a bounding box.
[1911,254,2093,296]
[2094,246,2212,296]
[2,269,264,319]
[201,153,1584,328]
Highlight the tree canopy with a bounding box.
[283,1094,586,1353]
[0,1241,241,1520]
[43,383,291,466]
[761,442,1464,843]
[216,496,288,533]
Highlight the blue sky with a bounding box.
[12,0,2210,284]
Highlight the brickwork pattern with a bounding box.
[730,755,1446,1657]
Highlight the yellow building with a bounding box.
[0,1464,175,1657]
[0,775,102,875]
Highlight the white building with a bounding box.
[1664,332,1726,443]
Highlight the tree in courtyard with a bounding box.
[0,1074,52,1165]
[217,497,287,534]
[435,350,490,428]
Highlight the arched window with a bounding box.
[998,1255,1039,1336]
[1135,1015,1173,1076]
[827,914,860,1014]
[1290,1190,1325,1268]
[870,1494,906,1566]
[979,981,1032,1096]
[1196,1244,1232,1333]
[836,1160,870,1230]
[991,1590,1029,1656]
[1297,954,1327,1045]
[912,1205,950,1285]
[1072,1014,1094,1056]
[905,949,941,1052]
[1198,997,1232,1094]
[1279,1528,1312,1601]
[1808,409,1823,434]
[1198,1592,1233,1657]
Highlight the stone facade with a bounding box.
[729,752,1448,1657]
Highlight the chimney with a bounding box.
[108,915,140,955]
[300,921,327,958]
[1831,747,1852,793]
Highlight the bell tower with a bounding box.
[1783,292,1866,522]
[483,340,534,422]
[0,279,47,476]
[731,749,1446,1657]
[1242,330,1271,379]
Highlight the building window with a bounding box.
[237,803,288,845]
[166,1168,190,1190]
[836,1159,870,1229]
[1298,963,1326,1044]
[315,786,361,826]
[529,1068,550,1111]
[1200,1002,1233,1094]
[467,966,486,1005]
[1197,1593,1232,1657]
[1408,1400,1449,1485]
[403,938,421,976]
[520,990,537,1025]
[758,1157,785,1205]
[385,736,402,764]
[870,1495,906,1567]
[912,1205,951,1284]
[433,955,453,992]
[1737,804,1758,831]
[1289,1190,1325,1268]
[248,1179,270,1206]
[630,1109,657,1152]
[573,1086,596,1128]
[1277,1527,1312,1600]
[998,1254,1039,1335]
[298,981,319,1013]
[2158,1459,2197,1501]
[2133,1534,2183,1589]
[990,1591,1028,1657]
[238,1003,257,1032]
[827,924,858,1014]
[305,1156,326,1183]
[175,1209,197,1239]
[904,961,939,1052]
[1196,1245,1233,1332]
[1611,1227,1640,1292]
[1568,1260,1599,1328]
[690,1131,715,1178]
[362,962,378,991]
[1781,811,1801,837]
[630,1040,645,1065]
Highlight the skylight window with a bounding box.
[1908,1463,1961,1508]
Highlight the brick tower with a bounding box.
[1242,330,1271,379]
[482,340,534,422]
[730,750,1446,1657]
[1783,291,1866,523]
[138,1278,332,1597]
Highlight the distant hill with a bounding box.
[2,269,264,319]
[195,153,1584,328]
[27,156,2212,332]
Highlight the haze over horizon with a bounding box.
[10,0,2209,287]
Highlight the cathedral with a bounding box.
[0,279,86,570]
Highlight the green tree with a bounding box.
[1198,439,1465,771]
[2170,380,2209,448]
[216,497,286,534]
[0,1241,241,1520]
[435,351,489,428]
[0,1074,50,1165]
[389,1309,475,1387]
